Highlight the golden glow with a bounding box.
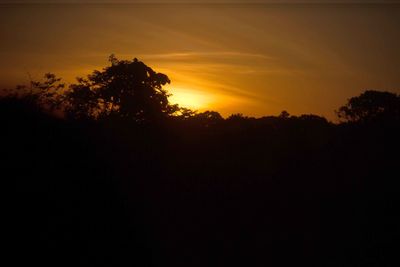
[168,85,214,110]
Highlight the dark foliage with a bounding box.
[3,58,400,267]
[336,90,400,123]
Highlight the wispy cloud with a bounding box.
[138,51,273,60]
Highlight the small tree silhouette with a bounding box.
[336,90,400,123]
[279,110,290,119]
[6,72,65,112]
[191,111,223,127]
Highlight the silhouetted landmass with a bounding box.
[3,56,400,267]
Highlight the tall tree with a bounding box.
[65,55,179,121]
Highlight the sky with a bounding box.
[1,1,399,120]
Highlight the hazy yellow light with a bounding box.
[168,86,214,110]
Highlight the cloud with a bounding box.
[137,51,273,60]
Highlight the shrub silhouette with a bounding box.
[336,90,400,123]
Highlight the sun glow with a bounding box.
[168,86,214,110]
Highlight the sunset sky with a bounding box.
[1,1,399,120]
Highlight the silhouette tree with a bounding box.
[6,72,65,113]
[172,107,198,120]
[298,114,328,124]
[64,55,179,122]
[336,90,400,123]
[191,110,223,127]
[227,113,249,121]
[279,110,290,119]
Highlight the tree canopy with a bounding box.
[336,90,400,123]
[12,55,180,122]
[65,55,179,121]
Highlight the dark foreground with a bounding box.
[4,99,400,267]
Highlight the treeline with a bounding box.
[3,56,400,267]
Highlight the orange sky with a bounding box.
[1,2,399,120]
